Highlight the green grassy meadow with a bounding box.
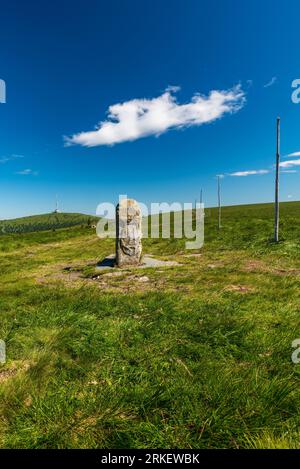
[0,212,98,234]
[1,202,300,448]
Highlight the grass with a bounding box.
[1,201,300,448]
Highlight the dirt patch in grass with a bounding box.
[0,368,17,383]
[36,270,85,288]
[183,253,202,258]
[272,268,300,276]
[207,263,225,269]
[0,362,30,383]
[35,258,190,294]
[101,271,125,278]
[35,265,179,293]
[242,259,274,273]
[224,284,255,294]
[242,259,300,276]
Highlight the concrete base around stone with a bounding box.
[96,254,179,271]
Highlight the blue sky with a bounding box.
[1,0,300,219]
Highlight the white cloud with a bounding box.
[165,84,181,93]
[281,170,298,173]
[16,169,38,176]
[279,159,300,169]
[263,77,277,88]
[229,169,270,177]
[284,151,300,158]
[288,195,293,199]
[0,154,24,164]
[65,85,245,147]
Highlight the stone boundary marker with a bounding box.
[98,197,181,271]
[116,198,142,267]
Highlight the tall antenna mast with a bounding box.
[274,117,280,242]
[54,194,59,213]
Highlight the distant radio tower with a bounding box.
[54,195,60,213]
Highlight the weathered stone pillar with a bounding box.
[116,198,142,267]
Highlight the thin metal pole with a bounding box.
[200,188,203,205]
[274,117,280,242]
[218,176,221,229]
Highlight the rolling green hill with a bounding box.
[0,212,99,234]
[1,201,300,448]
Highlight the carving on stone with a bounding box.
[116,199,142,267]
